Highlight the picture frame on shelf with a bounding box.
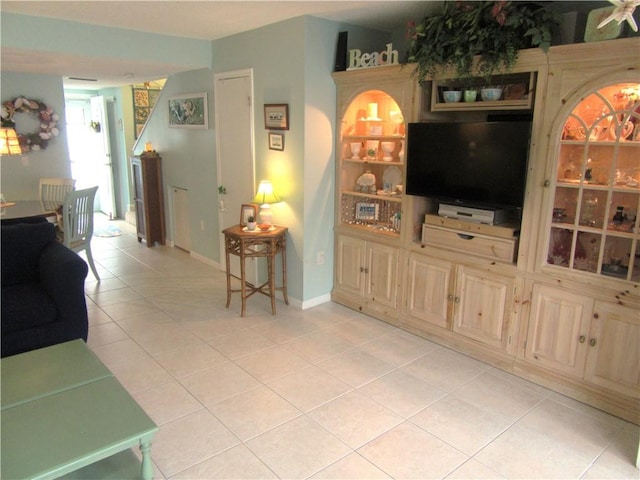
[168,93,208,129]
[240,203,258,226]
[355,202,379,221]
[268,132,284,151]
[264,104,289,130]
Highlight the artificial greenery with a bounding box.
[406,1,560,84]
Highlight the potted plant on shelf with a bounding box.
[406,1,560,87]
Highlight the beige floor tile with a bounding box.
[410,394,512,455]
[473,424,594,479]
[86,321,130,348]
[207,328,276,360]
[251,316,320,343]
[311,452,391,479]
[282,329,355,363]
[357,370,447,418]
[100,298,163,321]
[151,410,239,477]
[235,345,312,382]
[446,459,505,479]
[309,391,404,449]
[358,421,468,479]
[171,444,277,479]
[209,385,301,440]
[132,381,203,426]
[153,342,227,378]
[400,346,488,392]
[326,316,395,345]
[179,361,261,407]
[357,330,438,367]
[451,370,548,421]
[268,365,352,412]
[110,355,174,394]
[245,416,351,479]
[317,347,394,387]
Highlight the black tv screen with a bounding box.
[406,121,531,209]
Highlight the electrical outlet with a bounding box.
[317,251,325,265]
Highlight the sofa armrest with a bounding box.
[38,242,89,340]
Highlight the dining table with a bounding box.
[0,200,58,222]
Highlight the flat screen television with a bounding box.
[406,121,532,210]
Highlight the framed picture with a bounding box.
[268,132,284,151]
[240,203,258,226]
[355,202,379,221]
[264,104,289,130]
[168,93,208,129]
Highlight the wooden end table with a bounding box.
[1,340,158,480]
[223,224,289,316]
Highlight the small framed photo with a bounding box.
[240,203,258,226]
[168,93,208,129]
[355,202,379,221]
[264,104,289,130]
[268,132,284,151]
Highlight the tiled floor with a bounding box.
[82,218,639,479]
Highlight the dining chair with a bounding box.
[60,186,100,281]
[39,177,76,213]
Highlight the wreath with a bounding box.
[1,96,60,151]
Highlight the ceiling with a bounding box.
[1,1,608,90]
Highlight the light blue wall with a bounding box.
[0,72,70,200]
[1,12,211,70]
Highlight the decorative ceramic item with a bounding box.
[380,141,395,161]
[365,140,379,160]
[356,170,376,193]
[443,90,462,103]
[350,142,361,159]
[464,90,477,102]
[481,87,503,101]
[247,216,256,231]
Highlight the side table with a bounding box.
[223,224,288,316]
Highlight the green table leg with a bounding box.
[140,441,153,480]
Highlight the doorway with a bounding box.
[65,95,118,219]
[214,69,256,279]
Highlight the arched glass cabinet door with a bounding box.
[548,82,640,282]
[338,89,405,236]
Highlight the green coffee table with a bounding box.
[1,340,158,480]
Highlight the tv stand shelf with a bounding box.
[422,215,519,264]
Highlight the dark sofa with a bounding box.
[1,220,89,357]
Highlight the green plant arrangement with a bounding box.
[406,1,561,84]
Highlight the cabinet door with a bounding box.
[405,253,452,328]
[452,266,513,350]
[525,284,592,377]
[365,242,398,308]
[335,235,366,297]
[585,302,640,398]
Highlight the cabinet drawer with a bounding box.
[422,225,516,263]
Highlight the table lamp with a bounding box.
[253,180,281,225]
[0,127,22,156]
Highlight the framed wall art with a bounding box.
[268,132,284,151]
[240,203,258,226]
[168,92,208,129]
[264,104,289,130]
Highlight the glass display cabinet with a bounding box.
[338,89,405,237]
[548,82,640,282]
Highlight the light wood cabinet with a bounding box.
[335,235,398,310]
[526,284,639,399]
[131,154,165,247]
[404,252,514,352]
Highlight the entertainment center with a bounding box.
[332,38,640,424]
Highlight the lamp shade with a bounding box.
[0,127,22,156]
[252,180,281,205]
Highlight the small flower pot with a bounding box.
[443,90,462,103]
[464,90,478,102]
[247,221,256,231]
[481,87,503,102]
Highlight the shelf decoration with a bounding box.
[1,96,60,152]
[597,0,640,32]
[406,1,560,84]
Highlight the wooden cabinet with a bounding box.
[404,252,514,352]
[335,235,399,310]
[131,154,165,247]
[526,284,639,399]
[545,82,640,282]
